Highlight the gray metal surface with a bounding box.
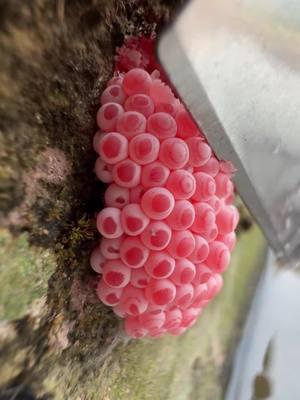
[225,251,300,400]
[158,0,300,264]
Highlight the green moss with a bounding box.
[0,229,56,320]
[47,90,70,108]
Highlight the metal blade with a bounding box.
[158,0,300,264]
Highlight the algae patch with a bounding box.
[0,229,56,320]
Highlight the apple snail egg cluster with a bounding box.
[91,62,239,339]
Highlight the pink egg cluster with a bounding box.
[90,37,239,339]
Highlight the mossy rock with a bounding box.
[0,229,56,320]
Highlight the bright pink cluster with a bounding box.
[90,37,239,339]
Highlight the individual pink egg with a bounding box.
[121,285,148,316]
[181,307,202,328]
[93,130,105,154]
[188,234,209,264]
[113,303,127,318]
[145,252,175,279]
[159,138,189,170]
[192,172,216,202]
[102,259,131,288]
[100,236,124,260]
[166,169,196,200]
[141,187,175,220]
[140,220,172,251]
[124,316,148,338]
[215,173,234,198]
[150,69,160,79]
[217,232,237,251]
[122,68,152,95]
[141,161,170,188]
[192,263,213,285]
[186,137,212,167]
[130,267,151,288]
[101,84,126,105]
[96,102,124,132]
[165,200,195,231]
[200,224,219,243]
[167,230,196,259]
[148,328,167,338]
[130,185,146,203]
[155,102,179,118]
[196,156,220,177]
[163,308,182,330]
[116,111,146,139]
[224,192,235,206]
[207,274,223,298]
[120,236,149,268]
[146,303,167,313]
[191,203,216,233]
[147,112,177,140]
[96,207,123,239]
[205,275,219,300]
[125,94,154,117]
[95,158,113,183]
[96,279,123,306]
[139,310,166,331]
[206,241,231,273]
[168,326,188,336]
[191,283,209,307]
[216,205,239,235]
[175,110,203,139]
[104,184,130,209]
[173,284,194,309]
[98,132,128,165]
[112,158,141,188]
[90,246,105,273]
[120,203,149,236]
[171,259,196,287]
[108,74,124,86]
[145,278,177,306]
[206,196,222,214]
[129,133,160,165]
[219,160,237,176]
